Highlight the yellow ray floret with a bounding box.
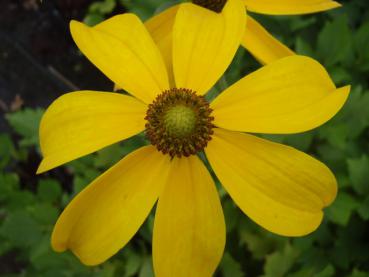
[70,15,169,104]
[173,0,246,94]
[51,146,171,265]
[153,155,225,277]
[144,0,342,65]
[38,91,146,174]
[211,56,350,134]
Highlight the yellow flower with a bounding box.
[37,5,350,276]
[146,0,341,66]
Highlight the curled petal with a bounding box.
[51,146,172,265]
[206,128,337,236]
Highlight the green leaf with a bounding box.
[357,195,369,221]
[37,179,62,203]
[326,192,359,225]
[123,250,141,277]
[347,155,369,195]
[239,227,286,260]
[295,37,315,58]
[289,17,316,31]
[319,123,348,150]
[317,15,352,66]
[0,134,16,168]
[317,143,346,170]
[315,264,335,277]
[219,253,244,277]
[94,135,146,169]
[222,199,241,234]
[30,203,59,225]
[337,88,369,139]
[330,218,369,270]
[30,235,61,269]
[138,257,154,277]
[5,108,44,147]
[84,13,105,26]
[0,173,19,202]
[0,210,43,247]
[349,269,369,277]
[139,214,154,243]
[354,21,369,63]
[30,234,87,273]
[263,244,299,277]
[6,190,36,211]
[329,66,352,84]
[282,131,314,152]
[100,263,118,277]
[94,144,125,168]
[88,0,116,14]
[287,264,335,277]
[68,156,100,194]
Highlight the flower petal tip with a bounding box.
[334,84,351,108]
[332,1,342,8]
[69,19,83,31]
[244,0,342,15]
[51,224,102,266]
[36,161,47,175]
[52,240,101,267]
[50,230,68,253]
[286,211,324,237]
[324,182,338,208]
[36,157,57,174]
[50,241,66,253]
[69,20,84,42]
[73,251,104,267]
[337,84,351,94]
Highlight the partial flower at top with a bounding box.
[37,6,350,277]
[146,0,341,66]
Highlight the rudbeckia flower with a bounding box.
[38,8,350,277]
[146,0,341,66]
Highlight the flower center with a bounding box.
[192,0,227,13]
[164,105,196,138]
[145,88,214,158]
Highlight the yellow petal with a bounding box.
[212,56,350,134]
[153,155,225,277]
[145,5,179,87]
[70,14,169,104]
[244,0,341,15]
[51,146,171,265]
[173,0,246,95]
[206,128,337,236]
[38,91,146,173]
[241,15,294,64]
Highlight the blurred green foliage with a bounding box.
[1,0,369,276]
